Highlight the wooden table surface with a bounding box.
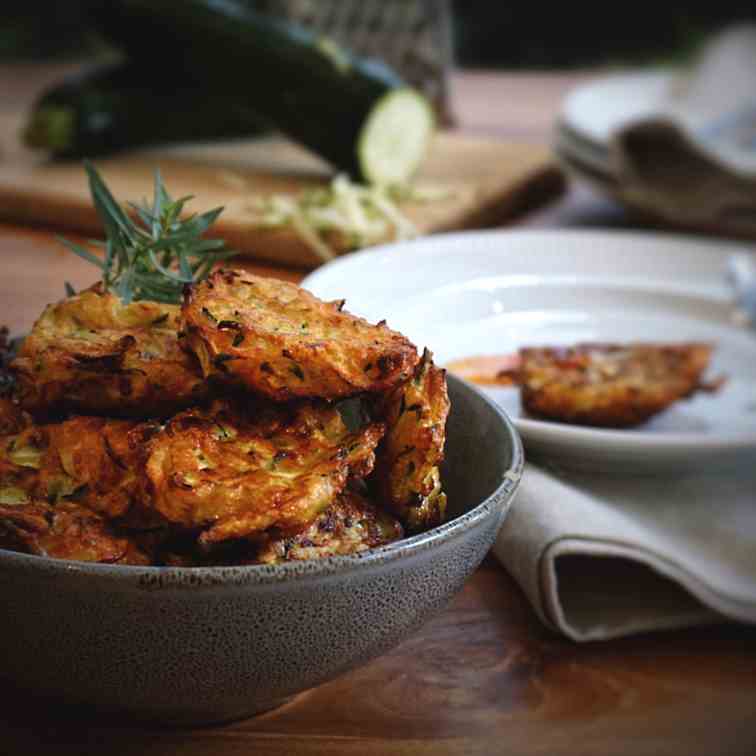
[1,66,755,756]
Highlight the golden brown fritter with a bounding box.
[0,274,449,566]
[0,424,46,504]
[40,416,158,519]
[181,269,419,401]
[373,350,450,533]
[0,416,157,521]
[0,499,151,564]
[11,284,207,418]
[148,489,403,567]
[254,488,403,564]
[519,342,715,427]
[143,397,386,545]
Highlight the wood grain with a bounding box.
[0,108,563,268]
[0,560,754,756]
[1,226,756,756]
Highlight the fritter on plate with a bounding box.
[373,349,450,533]
[0,499,151,564]
[143,397,386,545]
[519,342,715,427]
[254,487,403,564]
[11,284,207,418]
[181,269,419,401]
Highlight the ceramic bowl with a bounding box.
[0,375,523,725]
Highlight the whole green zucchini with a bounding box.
[24,62,268,157]
[91,0,434,185]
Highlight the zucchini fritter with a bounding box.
[11,285,207,418]
[144,398,386,545]
[181,269,419,401]
[254,488,403,564]
[0,424,42,503]
[0,416,157,520]
[155,488,403,566]
[519,342,714,427]
[0,274,450,566]
[41,416,158,519]
[373,350,450,533]
[0,499,151,564]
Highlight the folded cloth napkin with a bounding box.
[610,24,756,235]
[493,463,756,642]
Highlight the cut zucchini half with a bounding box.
[358,89,435,187]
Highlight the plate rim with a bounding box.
[303,228,756,462]
[303,227,743,301]
[560,68,674,147]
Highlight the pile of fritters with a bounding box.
[0,270,450,566]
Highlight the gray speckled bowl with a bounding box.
[0,375,522,725]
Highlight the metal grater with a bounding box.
[255,0,454,123]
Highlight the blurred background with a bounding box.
[2,1,756,250]
[2,1,755,65]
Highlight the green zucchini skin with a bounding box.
[24,62,268,158]
[91,1,423,180]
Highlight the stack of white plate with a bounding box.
[555,70,675,211]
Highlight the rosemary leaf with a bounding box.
[178,250,192,280]
[56,236,104,269]
[128,201,155,230]
[145,250,190,284]
[186,207,224,235]
[188,238,227,254]
[85,161,134,241]
[58,163,236,304]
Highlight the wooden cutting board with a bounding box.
[0,112,562,268]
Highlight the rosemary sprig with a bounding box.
[58,161,236,304]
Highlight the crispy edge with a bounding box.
[253,487,403,564]
[0,499,152,564]
[181,269,419,401]
[41,416,160,520]
[142,398,386,544]
[373,349,450,533]
[11,286,207,418]
[519,342,714,427]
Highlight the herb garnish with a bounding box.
[58,162,235,304]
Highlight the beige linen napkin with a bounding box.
[611,25,756,234]
[493,463,756,641]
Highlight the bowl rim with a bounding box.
[0,375,524,587]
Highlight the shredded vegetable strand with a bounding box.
[247,174,430,259]
[289,210,336,262]
[369,187,418,240]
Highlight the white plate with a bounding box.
[303,230,756,471]
[555,71,674,214]
[561,70,673,150]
